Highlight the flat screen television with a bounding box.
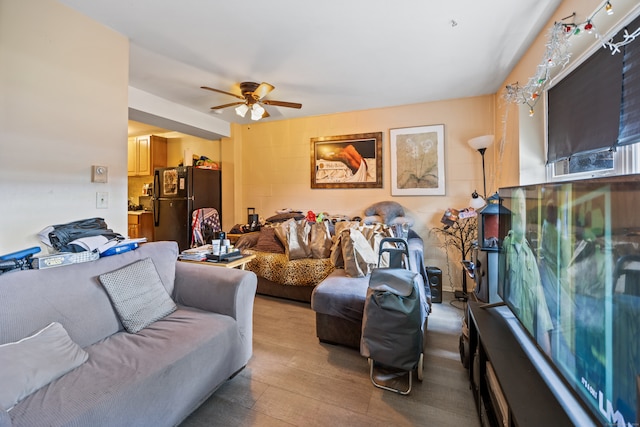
[497,174,640,426]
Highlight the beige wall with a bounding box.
[231,95,494,291]
[164,133,221,168]
[0,0,129,253]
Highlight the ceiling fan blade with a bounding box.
[210,101,245,110]
[201,86,244,100]
[262,99,302,109]
[262,108,271,119]
[254,82,275,100]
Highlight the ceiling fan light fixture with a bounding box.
[251,104,265,121]
[235,103,249,117]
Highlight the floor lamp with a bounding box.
[468,135,494,199]
[455,135,494,301]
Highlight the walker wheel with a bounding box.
[417,353,424,381]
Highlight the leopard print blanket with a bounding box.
[243,249,334,287]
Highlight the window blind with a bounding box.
[618,15,640,146]
[547,46,623,163]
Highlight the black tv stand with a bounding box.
[467,301,596,427]
[478,301,506,309]
[454,290,467,301]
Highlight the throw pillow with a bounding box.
[0,322,88,410]
[363,201,405,224]
[98,257,177,333]
[234,232,261,250]
[252,227,285,254]
[265,212,305,223]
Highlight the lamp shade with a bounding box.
[469,191,486,209]
[251,104,265,121]
[468,135,494,151]
[235,104,249,117]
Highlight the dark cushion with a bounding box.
[234,232,261,250]
[265,212,305,223]
[252,228,285,254]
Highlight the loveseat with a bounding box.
[0,241,257,427]
[236,202,416,303]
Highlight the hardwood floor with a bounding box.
[180,291,480,427]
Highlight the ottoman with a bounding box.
[310,269,370,349]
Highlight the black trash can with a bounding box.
[426,266,442,303]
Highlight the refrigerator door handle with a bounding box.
[154,200,160,226]
[153,170,160,226]
[153,170,160,199]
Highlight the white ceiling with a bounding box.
[58,0,562,127]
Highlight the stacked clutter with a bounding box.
[34,218,142,269]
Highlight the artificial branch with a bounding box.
[431,216,478,261]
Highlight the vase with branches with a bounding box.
[430,209,478,299]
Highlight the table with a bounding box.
[182,253,256,270]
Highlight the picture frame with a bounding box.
[310,132,382,189]
[390,124,445,195]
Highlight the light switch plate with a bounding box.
[96,192,108,209]
[91,165,108,183]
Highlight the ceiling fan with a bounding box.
[201,82,302,121]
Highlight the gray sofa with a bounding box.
[311,234,431,349]
[0,241,257,427]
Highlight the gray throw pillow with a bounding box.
[0,322,88,410]
[98,257,177,333]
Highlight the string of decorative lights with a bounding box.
[504,1,639,116]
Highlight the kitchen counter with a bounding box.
[127,210,153,215]
[128,211,154,240]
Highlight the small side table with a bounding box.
[182,253,256,270]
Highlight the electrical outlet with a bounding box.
[96,192,108,209]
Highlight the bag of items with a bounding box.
[39,218,123,253]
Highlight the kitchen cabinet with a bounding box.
[128,135,167,176]
[128,212,154,241]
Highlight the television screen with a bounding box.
[498,175,640,426]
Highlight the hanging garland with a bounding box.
[504,1,640,115]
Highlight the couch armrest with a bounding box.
[0,407,11,427]
[173,261,257,318]
[172,261,257,363]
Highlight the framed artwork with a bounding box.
[310,132,382,189]
[390,124,445,195]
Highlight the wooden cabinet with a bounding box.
[128,212,154,241]
[128,135,167,176]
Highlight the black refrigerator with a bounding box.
[152,166,221,251]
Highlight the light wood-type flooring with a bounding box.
[180,291,481,427]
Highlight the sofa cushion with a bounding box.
[8,308,245,427]
[99,258,177,333]
[311,269,370,323]
[0,322,88,410]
